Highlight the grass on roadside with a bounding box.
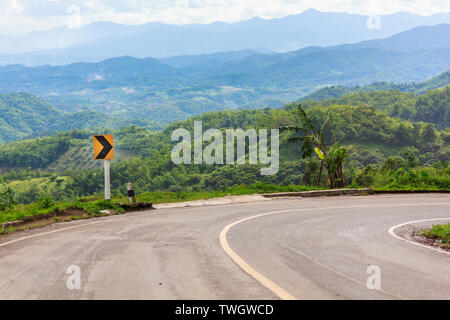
[0,183,324,225]
[2,179,448,227]
[421,223,450,249]
[0,198,124,224]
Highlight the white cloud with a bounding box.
[86,73,105,82]
[1,0,24,14]
[121,87,136,94]
[0,0,449,35]
[66,4,83,29]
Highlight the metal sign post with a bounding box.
[104,159,111,200]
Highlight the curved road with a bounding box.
[0,194,449,299]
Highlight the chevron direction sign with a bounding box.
[93,135,114,160]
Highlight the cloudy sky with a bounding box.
[1,0,449,35]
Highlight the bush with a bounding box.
[75,200,124,216]
[352,165,378,187]
[37,194,55,209]
[168,185,184,192]
[422,223,450,248]
[0,186,15,211]
[422,223,450,241]
[381,156,407,172]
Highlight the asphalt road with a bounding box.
[0,194,449,300]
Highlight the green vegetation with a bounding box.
[0,198,124,225]
[0,85,448,227]
[415,87,449,129]
[0,92,62,142]
[0,69,448,144]
[0,105,447,206]
[352,160,449,190]
[421,223,450,249]
[422,223,450,240]
[0,183,320,225]
[303,85,449,129]
[281,105,348,188]
[0,25,449,134]
[0,92,162,143]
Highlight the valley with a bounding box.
[0,14,448,231]
[0,25,448,136]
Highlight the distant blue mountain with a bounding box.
[204,24,450,87]
[1,9,450,66]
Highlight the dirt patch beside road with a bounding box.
[394,222,450,252]
[411,232,450,252]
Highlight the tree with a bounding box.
[0,178,15,210]
[280,104,348,188]
[421,123,438,143]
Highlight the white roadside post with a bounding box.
[104,159,111,200]
[127,182,136,205]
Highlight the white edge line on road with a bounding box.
[219,203,450,300]
[0,221,103,248]
[388,218,450,255]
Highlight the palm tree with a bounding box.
[280,104,347,188]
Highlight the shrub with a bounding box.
[352,165,378,187]
[37,194,55,209]
[422,223,450,241]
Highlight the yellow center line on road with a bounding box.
[220,209,297,300]
[219,202,450,300]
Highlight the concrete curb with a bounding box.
[117,202,154,211]
[153,194,270,209]
[261,188,373,198]
[373,189,450,194]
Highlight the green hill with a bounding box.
[0,92,162,143]
[0,95,448,204]
[302,85,449,129]
[0,85,448,172]
[0,93,63,143]
[0,74,448,145]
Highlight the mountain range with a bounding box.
[1,9,450,66]
[301,70,450,101]
[0,24,449,126]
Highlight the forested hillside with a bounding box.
[1,85,448,171]
[0,92,162,143]
[303,86,449,129]
[0,73,448,144]
[0,25,448,126]
[0,93,62,143]
[0,91,448,204]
